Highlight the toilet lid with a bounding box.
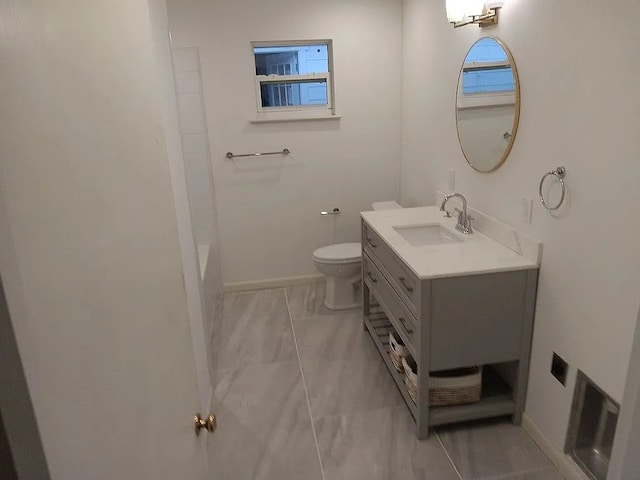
[313,243,362,264]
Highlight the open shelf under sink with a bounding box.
[364,299,515,433]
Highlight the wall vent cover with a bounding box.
[565,370,619,480]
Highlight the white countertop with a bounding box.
[361,206,539,280]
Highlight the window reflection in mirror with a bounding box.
[456,37,520,172]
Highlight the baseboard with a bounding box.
[522,414,590,480]
[223,274,324,293]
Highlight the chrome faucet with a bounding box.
[440,193,473,234]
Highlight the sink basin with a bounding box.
[393,224,462,246]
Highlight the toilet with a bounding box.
[312,201,403,310]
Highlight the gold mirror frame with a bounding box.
[455,37,521,173]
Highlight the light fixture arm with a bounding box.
[451,6,500,28]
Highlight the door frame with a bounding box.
[148,0,213,412]
[608,302,640,479]
[0,274,50,480]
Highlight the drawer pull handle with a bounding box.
[366,238,378,248]
[399,317,414,335]
[367,272,378,283]
[399,277,414,294]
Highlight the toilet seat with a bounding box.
[312,243,361,264]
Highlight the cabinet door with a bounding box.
[429,271,529,371]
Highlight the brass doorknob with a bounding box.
[194,414,217,435]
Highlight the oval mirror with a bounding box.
[456,37,520,172]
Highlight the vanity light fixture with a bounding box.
[446,0,503,28]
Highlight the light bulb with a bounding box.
[447,0,488,24]
[446,0,467,23]
[466,0,487,17]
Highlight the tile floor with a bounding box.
[207,282,564,480]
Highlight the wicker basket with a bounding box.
[430,367,482,406]
[401,357,482,407]
[389,332,409,372]
[402,356,418,404]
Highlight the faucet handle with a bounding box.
[454,208,473,219]
[454,208,474,233]
[464,214,474,233]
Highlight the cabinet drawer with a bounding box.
[363,222,420,313]
[364,253,418,356]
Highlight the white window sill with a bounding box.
[250,114,342,124]
[457,93,516,109]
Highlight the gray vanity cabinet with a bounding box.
[361,219,539,440]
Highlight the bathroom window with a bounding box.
[462,64,514,96]
[252,40,336,121]
[457,38,516,109]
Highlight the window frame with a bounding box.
[457,59,516,109]
[251,40,337,121]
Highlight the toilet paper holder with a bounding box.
[321,208,341,216]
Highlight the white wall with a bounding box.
[0,1,207,478]
[402,0,640,454]
[173,47,218,248]
[172,46,224,365]
[166,0,403,284]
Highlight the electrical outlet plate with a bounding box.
[551,352,568,386]
[521,197,532,224]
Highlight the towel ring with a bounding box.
[539,166,567,211]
